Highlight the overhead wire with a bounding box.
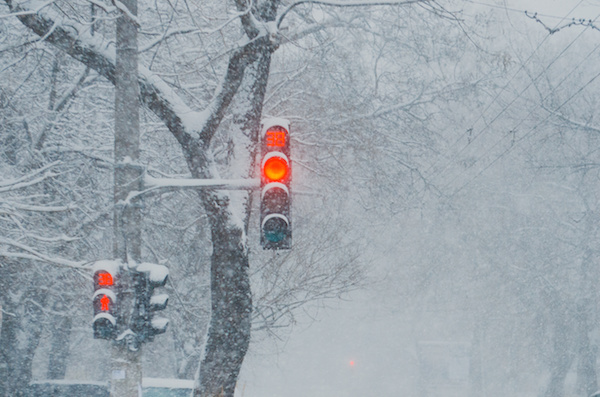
[463,0,588,20]
[448,64,600,198]
[417,3,600,203]
[420,0,585,183]
[441,11,600,195]
[437,28,600,194]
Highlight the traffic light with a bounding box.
[92,261,120,340]
[134,263,169,342]
[260,119,291,250]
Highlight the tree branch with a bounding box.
[197,35,275,146]
[0,249,86,269]
[4,0,278,156]
[525,11,600,35]
[234,0,260,38]
[277,0,430,28]
[542,104,600,134]
[0,161,60,190]
[4,0,201,146]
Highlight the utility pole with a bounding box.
[111,0,142,396]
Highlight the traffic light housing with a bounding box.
[260,119,291,250]
[92,261,120,340]
[134,263,169,342]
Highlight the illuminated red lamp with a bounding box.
[92,263,119,339]
[99,294,111,311]
[97,271,113,287]
[263,154,289,182]
[94,271,115,312]
[265,127,287,148]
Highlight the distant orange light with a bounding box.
[100,295,111,311]
[97,272,113,286]
[349,360,355,367]
[263,156,288,181]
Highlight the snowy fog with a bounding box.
[2,0,600,396]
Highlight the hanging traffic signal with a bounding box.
[92,261,120,340]
[260,119,291,250]
[134,263,169,342]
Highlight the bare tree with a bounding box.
[1,1,462,395]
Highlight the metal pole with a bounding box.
[111,0,142,396]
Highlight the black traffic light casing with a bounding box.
[133,263,169,342]
[260,119,292,250]
[92,261,120,340]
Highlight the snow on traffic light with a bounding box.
[92,260,120,340]
[134,262,169,342]
[260,119,291,250]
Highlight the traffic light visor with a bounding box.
[262,214,290,243]
[93,313,116,339]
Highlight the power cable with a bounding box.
[463,0,588,20]
[437,11,600,196]
[422,0,586,185]
[448,53,600,198]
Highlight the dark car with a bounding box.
[27,380,109,397]
[142,377,194,397]
[27,378,194,397]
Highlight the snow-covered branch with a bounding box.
[3,202,71,212]
[111,0,140,27]
[0,161,59,191]
[3,0,202,146]
[234,0,261,38]
[0,0,55,19]
[139,27,202,52]
[3,0,280,157]
[84,0,117,14]
[0,237,86,269]
[144,174,259,191]
[277,0,429,27]
[542,105,600,134]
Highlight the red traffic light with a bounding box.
[96,272,113,287]
[94,290,116,312]
[260,119,292,250]
[99,294,111,311]
[263,156,289,182]
[265,127,287,148]
[92,261,120,340]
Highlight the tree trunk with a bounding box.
[575,247,598,396]
[543,306,574,397]
[194,44,273,397]
[46,299,72,380]
[0,280,46,397]
[575,303,597,397]
[469,322,485,397]
[196,222,252,397]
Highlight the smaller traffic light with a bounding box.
[135,263,169,342]
[260,119,291,250]
[92,261,120,340]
